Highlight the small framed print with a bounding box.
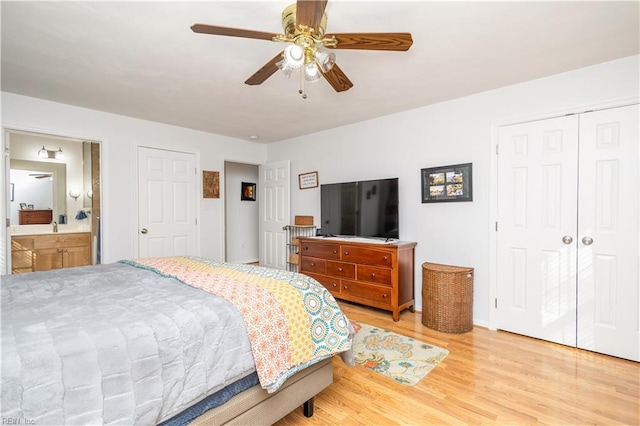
[298,171,319,189]
[202,170,220,199]
[421,163,473,203]
[241,182,256,201]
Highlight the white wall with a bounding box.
[224,161,259,263]
[267,55,639,326]
[1,93,267,267]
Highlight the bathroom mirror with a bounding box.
[10,159,66,224]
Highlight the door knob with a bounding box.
[562,235,573,244]
[140,228,148,234]
[582,236,593,246]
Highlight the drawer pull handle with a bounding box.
[382,256,388,261]
[370,272,376,277]
[332,250,338,254]
[343,251,349,256]
[338,267,343,272]
[332,283,338,288]
[382,294,388,299]
[303,246,308,250]
[310,262,316,267]
[343,285,348,290]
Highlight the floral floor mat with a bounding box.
[351,321,449,386]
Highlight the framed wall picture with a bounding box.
[202,170,220,199]
[421,163,473,203]
[298,171,319,189]
[241,182,256,201]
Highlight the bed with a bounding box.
[1,256,354,425]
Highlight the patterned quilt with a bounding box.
[121,256,353,393]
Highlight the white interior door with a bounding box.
[497,104,639,361]
[576,104,639,361]
[496,115,579,346]
[138,147,197,258]
[259,160,290,269]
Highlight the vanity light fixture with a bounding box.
[37,146,64,160]
[68,189,81,200]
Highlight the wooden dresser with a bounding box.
[299,237,416,321]
[18,209,53,225]
[11,233,91,274]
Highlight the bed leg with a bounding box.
[303,397,315,417]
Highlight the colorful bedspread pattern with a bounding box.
[121,256,352,393]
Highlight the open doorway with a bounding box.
[4,129,101,274]
[224,161,259,263]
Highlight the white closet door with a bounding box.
[496,115,579,346]
[576,104,639,361]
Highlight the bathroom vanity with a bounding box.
[11,230,91,274]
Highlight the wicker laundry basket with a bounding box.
[422,262,474,333]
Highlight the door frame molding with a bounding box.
[487,96,639,331]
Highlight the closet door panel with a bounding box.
[577,104,639,361]
[496,115,579,346]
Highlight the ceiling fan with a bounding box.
[29,173,53,179]
[191,0,413,98]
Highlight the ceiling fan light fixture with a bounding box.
[304,63,322,83]
[314,47,336,73]
[283,44,304,68]
[276,58,295,78]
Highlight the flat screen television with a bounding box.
[320,177,399,240]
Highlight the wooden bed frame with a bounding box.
[191,357,333,425]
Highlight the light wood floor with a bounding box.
[275,301,640,425]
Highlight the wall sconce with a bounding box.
[68,189,81,200]
[37,146,64,160]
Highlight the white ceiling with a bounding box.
[2,1,638,143]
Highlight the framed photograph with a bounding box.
[421,163,473,203]
[298,171,319,189]
[241,182,256,201]
[202,170,220,199]
[19,202,26,210]
[27,204,34,210]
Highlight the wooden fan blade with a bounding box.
[191,24,278,41]
[327,32,413,51]
[322,64,353,92]
[296,0,328,31]
[245,52,283,86]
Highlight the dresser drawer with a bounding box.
[19,209,53,225]
[341,245,393,267]
[326,261,355,279]
[300,257,326,274]
[299,241,340,260]
[342,280,392,306]
[306,272,340,293]
[357,264,392,286]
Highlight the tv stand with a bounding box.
[298,237,416,321]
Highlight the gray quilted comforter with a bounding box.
[1,263,256,425]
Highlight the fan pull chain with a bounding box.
[299,67,307,99]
